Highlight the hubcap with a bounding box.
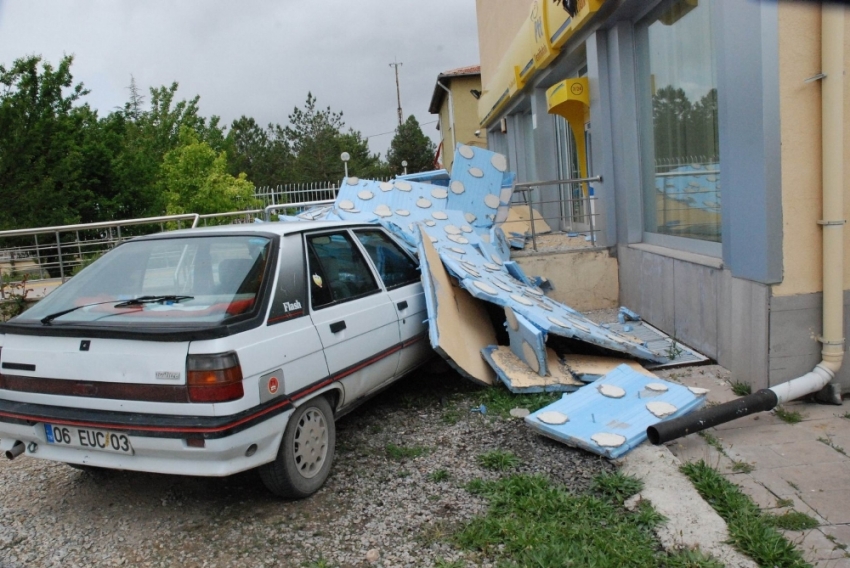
[293,408,329,479]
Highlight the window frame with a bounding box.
[304,229,382,311]
[351,228,421,291]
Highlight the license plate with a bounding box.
[45,424,134,455]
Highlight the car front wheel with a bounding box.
[259,395,335,499]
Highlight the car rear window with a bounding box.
[18,235,272,325]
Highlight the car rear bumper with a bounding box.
[0,403,293,477]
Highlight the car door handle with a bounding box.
[329,320,346,333]
[397,301,408,310]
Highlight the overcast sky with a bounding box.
[0,0,481,158]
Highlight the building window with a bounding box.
[637,0,720,244]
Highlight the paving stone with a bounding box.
[800,490,850,524]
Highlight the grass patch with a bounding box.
[731,381,752,396]
[766,511,820,531]
[591,471,644,504]
[776,498,795,508]
[385,443,428,461]
[441,408,461,425]
[477,450,520,471]
[843,412,850,420]
[429,469,450,483]
[698,431,726,454]
[474,386,558,419]
[681,460,811,568]
[817,436,847,457]
[774,406,804,424]
[731,461,755,474]
[455,473,722,567]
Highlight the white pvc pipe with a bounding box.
[770,3,845,404]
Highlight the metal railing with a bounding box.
[513,176,603,251]
[0,194,336,284]
[254,183,339,207]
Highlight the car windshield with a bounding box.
[17,235,272,325]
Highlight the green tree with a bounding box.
[386,115,436,175]
[226,116,293,188]
[160,127,258,219]
[284,93,387,183]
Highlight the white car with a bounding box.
[0,222,432,498]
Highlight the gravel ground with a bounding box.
[0,369,614,568]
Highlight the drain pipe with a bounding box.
[649,4,845,445]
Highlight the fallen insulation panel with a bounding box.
[418,228,496,386]
[561,354,658,383]
[500,206,552,239]
[525,364,707,458]
[482,346,583,393]
[602,321,709,368]
[505,308,548,376]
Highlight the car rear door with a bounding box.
[306,230,399,404]
[352,229,430,377]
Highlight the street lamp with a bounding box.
[340,152,351,178]
[402,160,408,176]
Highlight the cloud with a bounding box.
[0,0,480,158]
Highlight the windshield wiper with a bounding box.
[40,296,194,325]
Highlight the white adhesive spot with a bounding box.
[416,198,432,209]
[338,200,355,211]
[460,225,473,233]
[537,411,569,425]
[524,287,544,297]
[444,225,461,235]
[428,235,438,243]
[431,188,448,199]
[491,254,503,266]
[598,384,626,398]
[395,209,410,217]
[465,212,477,223]
[432,211,449,220]
[510,408,530,418]
[358,190,374,200]
[424,220,437,227]
[523,341,540,374]
[484,194,500,209]
[483,263,500,271]
[448,247,466,255]
[548,317,570,328]
[469,167,484,178]
[450,181,465,195]
[505,307,519,331]
[448,235,469,244]
[510,294,533,306]
[395,181,412,192]
[346,177,360,185]
[645,383,669,393]
[534,300,554,312]
[374,205,392,218]
[493,280,512,292]
[688,387,709,396]
[646,401,678,418]
[458,145,475,159]
[592,433,626,448]
[379,182,394,192]
[473,280,498,295]
[490,153,508,172]
[462,265,482,278]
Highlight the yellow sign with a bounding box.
[479,0,606,126]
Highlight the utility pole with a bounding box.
[389,60,403,127]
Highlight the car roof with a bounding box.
[136,219,376,240]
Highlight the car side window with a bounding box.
[354,229,420,289]
[307,232,380,309]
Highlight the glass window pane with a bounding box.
[307,232,379,309]
[354,229,420,289]
[639,0,721,242]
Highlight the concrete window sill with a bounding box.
[627,243,724,270]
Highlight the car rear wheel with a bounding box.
[259,395,335,499]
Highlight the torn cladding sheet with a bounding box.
[482,345,583,393]
[286,144,665,381]
[560,354,658,383]
[501,206,552,245]
[601,320,709,368]
[525,364,707,458]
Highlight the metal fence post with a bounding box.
[56,231,65,282]
[34,234,44,280]
[528,187,538,252]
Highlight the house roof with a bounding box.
[429,65,481,114]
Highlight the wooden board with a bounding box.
[483,345,584,392]
[560,354,657,382]
[500,206,552,237]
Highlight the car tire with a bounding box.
[259,395,335,499]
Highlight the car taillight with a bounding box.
[187,352,244,403]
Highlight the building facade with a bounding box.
[474,0,850,393]
[429,66,488,174]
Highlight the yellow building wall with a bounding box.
[439,75,487,173]
[774,4,850,297]
[475,0,529,88]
